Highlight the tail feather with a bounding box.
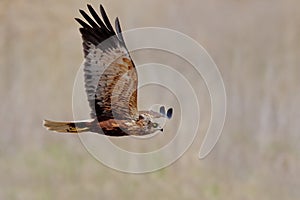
[43,120,91,133]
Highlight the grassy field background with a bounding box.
[1,0,300,199]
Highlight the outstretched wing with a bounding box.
[75,4,138,121]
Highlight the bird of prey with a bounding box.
[43,4,173,136]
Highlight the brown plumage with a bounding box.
[43,4,173,136]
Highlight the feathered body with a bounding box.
[43,4,173,136]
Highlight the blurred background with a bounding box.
[1,0,300,199]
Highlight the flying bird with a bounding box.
[43,4,173,136]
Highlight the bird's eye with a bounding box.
[152,123,158,128]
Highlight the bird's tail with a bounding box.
[43,119,91,133]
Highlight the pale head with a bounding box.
[136,106,173,135]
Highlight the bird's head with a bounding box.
[137,106,173,135]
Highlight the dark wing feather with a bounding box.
[100,5,115,32]
[87,5,107,33]
[115,17,126,44]
[76,4,138,121]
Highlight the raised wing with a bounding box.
[75,4,138,121]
